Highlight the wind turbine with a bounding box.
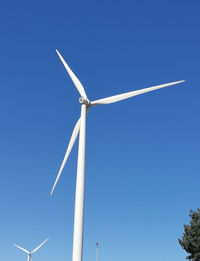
[51,49,185,261]
[14,238,48,261]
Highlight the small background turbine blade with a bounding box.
[30,238,48,254]
[14,244,30,254]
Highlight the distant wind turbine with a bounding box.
[14,238,48,261]
[51,49,185,261]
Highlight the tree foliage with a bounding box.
[178,209,200,261]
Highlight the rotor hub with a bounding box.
[79,97,90,106]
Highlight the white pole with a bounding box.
[72,103,87,261]
[96,243,99,261]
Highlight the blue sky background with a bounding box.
[0,0,199,261]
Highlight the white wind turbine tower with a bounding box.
[51,49,185,261]
[14,239,48,261]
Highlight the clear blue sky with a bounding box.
[0,0,199,261]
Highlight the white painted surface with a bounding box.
[51,118,81,195]
[72,104,87,261]
[91,80,185,105]
[56,50,87,99]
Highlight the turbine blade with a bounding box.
[30,238,48,254]
[56,49,87,99]
[91,80,185,105]
[14,244,30,254]
[50,117,81,195]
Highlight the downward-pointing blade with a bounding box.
[50,118,81,195]
[91,80,185,105]
[14,244,30,254]
[31,239,49,254]
[56,49,87,99]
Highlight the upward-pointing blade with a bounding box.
[91,80,185,105]
[56,49,87,99]
[30,238,49,254]
[14,244,30,254]
[50,117,81,195]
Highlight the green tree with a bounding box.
[178,209,200,261]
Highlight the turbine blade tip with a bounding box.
[50,184,56,196]
[178,80,185,83]
[56,49,61,56]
